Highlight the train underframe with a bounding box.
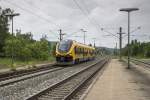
[56,55,95,65]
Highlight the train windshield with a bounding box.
[58,40,72,52]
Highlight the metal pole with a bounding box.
[59,29,62,41]
[119,8,139,69]
[11,16,14,68]
[5,13,20,69]
[94,39,95,47]
[80,29,87,44]
[117,27,125,60]
[128,12,130,69]
[116,43,117,56]
[84,31,85,44]
[119,27,121,59]
[120,31,122,59]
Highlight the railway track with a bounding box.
[25,58,109,100]
[0,58,103,100]
[131,58,150,66]
[130,58,150,67]
[0,66,64,87]
[123,58,150,70]
[0,63,56,82]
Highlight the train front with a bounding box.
[55,40,74,65]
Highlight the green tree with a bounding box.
[122,40,150,58]
[0,7,12,56]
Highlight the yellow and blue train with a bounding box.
[55,40,95,65]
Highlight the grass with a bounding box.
[0,56,55,70]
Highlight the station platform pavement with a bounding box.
[84,59,150,100]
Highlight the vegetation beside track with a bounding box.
[0,7,56,70]
[0,56,55,70]
[122,39,150,58]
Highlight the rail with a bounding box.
[26,57,109,100]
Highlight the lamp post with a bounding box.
[92,38,96,47]
[5,12,20,69]
[119,8,139,69]
[80,29,87,44]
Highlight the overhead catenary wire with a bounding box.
[20,0,83,37]
[21,0,61,28]
[72,0,101,33]
[1,0,64,41]
[72,0,105,45]
[73,0,120,42]
[64,30,81,39]
[81,0,102,32]
[2,0,61,29]
[21,0,78,32]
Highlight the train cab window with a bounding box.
[58,40,72,52]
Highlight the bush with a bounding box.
[4,36,49,61]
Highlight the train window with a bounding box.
[78,47,80,54]
[80,48,82,53]
[81,48,84,53]
[78,47,79,53]
[75,47,80,54]
[84,48,86,54]
[86,49,88,55]
[75,46,77,53]
[83,48,85,55]
[79,48,81,54]
[85,49,86,54]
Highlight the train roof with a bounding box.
[72,40,95,49]
[57,40,95,50]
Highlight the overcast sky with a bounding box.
[1,0,150,48]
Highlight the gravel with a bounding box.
[36,59,105,100]
[0,59,100,100]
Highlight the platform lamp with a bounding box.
[119,8,139,69]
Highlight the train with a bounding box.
[55,40,95,65]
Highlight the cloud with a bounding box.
[0,0,149,48]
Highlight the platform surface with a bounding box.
[85,59,150,100]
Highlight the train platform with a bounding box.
[84,59,150,100]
